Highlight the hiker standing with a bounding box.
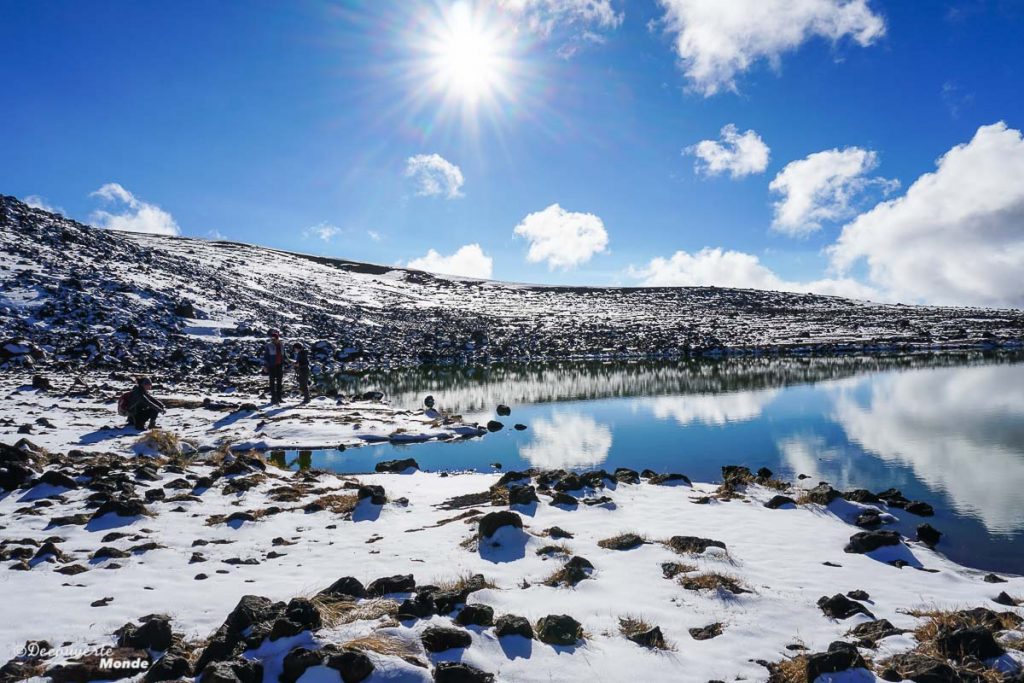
[292,342,311,403]
[264,329,285,404]
[122,377,166,430]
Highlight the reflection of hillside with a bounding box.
[336,352,1023,413]
[831,363,1024,534]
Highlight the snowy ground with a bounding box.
[1,377,1022,682]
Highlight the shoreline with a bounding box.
[1,373,1023,682]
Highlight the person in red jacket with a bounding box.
[263,329,285,404]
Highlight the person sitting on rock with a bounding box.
[125,377,166,430]
[263,329,286,404]
[292,341,311,403]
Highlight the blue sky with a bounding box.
[2,0,1024,306]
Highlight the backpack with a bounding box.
[117,391,133,416]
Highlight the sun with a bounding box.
[423,2,516,108]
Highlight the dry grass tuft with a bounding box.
[618,615,674,651]
[434,571,496,593]
[768,655,810,683]
[310,493,358,514]
[679,572,749,595]
[597,532,646,550]
[536,543,572,557]
[342,633,418,658]
[311,595,400,628]
[661,562,697,579]
[135,428,180,456]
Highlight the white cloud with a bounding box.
[303,223,342,242]
[367,230,382,242]
[769,147,897,235]
[404,154,464,199]
[406,243,493,279]
[647,389,780,426]
[656,0,885,96]
[500,0,622,37]
[513,203,609,270]
[23,195,64,215]
[687,124,770,178]
[89,183,180,236]
[830,122,1024,307]
[629,247,878,300]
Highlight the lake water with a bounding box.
[279,353,1024,574]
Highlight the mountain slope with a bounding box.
[2,194,1022,385]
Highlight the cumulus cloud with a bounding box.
[769,147,897,235]
[23,195,64,215]
[513,203,609,270]
[829,122,1024,307]
[89,183,180,236]
[629,247,879,300]
[647,389,780,426]
[656,0,885,96]
[367,230,382,242]
[500,0,622,37]
[303,223,342,242]
[405,154,464,199]
[406,243,493,279]
[687,124,770,178]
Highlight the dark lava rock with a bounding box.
[225,595,284,635]
[689,623,723,640]
[905,500,935,516]
[366,574,415,596]
[477,511,522,540]
[878,653,957,682]
[144,648,191,682]
[846,590,870,601]
[993,591,1019,606]
[843,489,881,504]
[817,594,874,620]
[398,591,436,620]
[550,491,578,506]
[848,619,904,646]
[486,420,504,433]
[756,467,773,479]
[597,533,644,550]
[93,546,131,560]
[116,616,174,651]
[280,648,323,683]
[513,424,527,431]
[536,614,582,646]
[764,495,796,509]
[508,485,538,506]
[421,625,472,652]
[666,536,726,554]
[319,576,366,599]
[455,604,494,627]
[39,470,78,489]
[92,498,149,519]
[324,649,374,683]
[613,468,640,484]
[854,509,883,529]
[199,658,263,683]
[805,641,866,681]
[983,573,1007,583]
[916,523,942,548]
[496,405,511,416]
[935,625,1003,661]
[433,662,494,683]
[844,530,901,554]
[494,614,533,639]
[357,485,387,505]
[648,472,691,486]
[545,526,574,539]
[626,625,666,649]
[374,458,419,473]
[803,483,840,505]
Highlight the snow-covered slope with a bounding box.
[3,194,1023,387]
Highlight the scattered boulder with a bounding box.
[144,648,191,682]
[878,653,957,682]
[905,501,935,517]
[802,483,840,505]
[116,615,174,651]
[486,421,504,433]
[935,625,1004,661]
[494,614,533,639]
[805,641,867,681]
[421,626,472,652]
[455,604,494,627]
[366,574,415,596]
[508,485,538,506]
[324,649,374,683]
[916,523,942,548]
[817,594,874,620]
[496,405,511,416]
[319,576,366,599]
[433,662,494,683]
[689,623,723,641]
[764,495,796,509]
[626,625,666,649]
[844,530,901,554]
[854,509,883,529]
[536,614,583,646]
[666,536,726,555]
[199,658,263,683]
[848,619,904,646]
[477,511,522,540]
[613,468,640,484]
[357,485,387,505]
[375,458,418,473]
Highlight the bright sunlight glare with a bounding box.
[425,2,516,106]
